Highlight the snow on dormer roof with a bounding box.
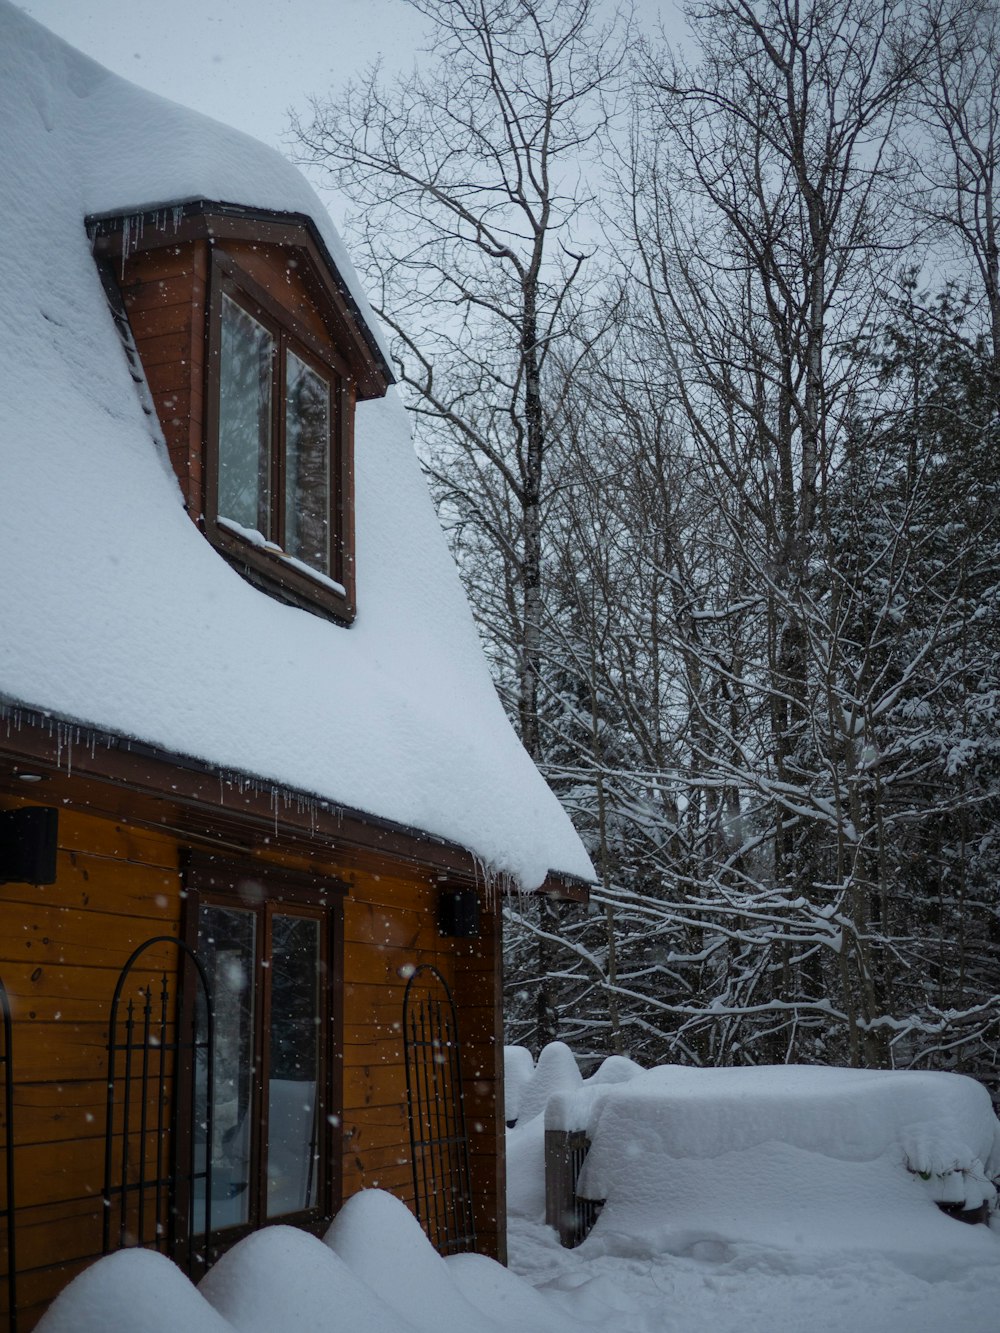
[0,1,595,889]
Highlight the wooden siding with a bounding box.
[119,242,209,518]
[0,800,182,1329]
[339,864,504,1259]
[120,235,349,529]
[89,205,391,402]
[222,240,334,347]
[0,787,503,1328]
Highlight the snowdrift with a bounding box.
[37,1190,575,1333]
[508,1045,1000,1263]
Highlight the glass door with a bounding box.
[194,893,327,1235]
[266,914,322,1215]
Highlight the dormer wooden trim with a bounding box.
[87,201,393,623]
[87,200,393,401]
[203,248,357,622]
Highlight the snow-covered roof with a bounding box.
[0,1,594,889]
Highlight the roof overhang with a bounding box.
[0,705,588,901]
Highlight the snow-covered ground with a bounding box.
[507,1210,1000,1333]
[39,1051,1000,1332]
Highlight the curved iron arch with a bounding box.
[103,935,214,1276]
[402,964,476,1254]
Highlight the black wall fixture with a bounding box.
[0,806,59,885]
[437,885,480,938]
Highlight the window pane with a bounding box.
[267,914,321,1216]
[197,904,256,1229]
[219,295,273,535]
[284,351,331,574]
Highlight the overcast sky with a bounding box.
[20,0,685,152]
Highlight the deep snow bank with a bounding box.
[577,1065,1000,1207]
[507,1046,1000,1264]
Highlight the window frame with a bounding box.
[204,249,356,623]
[183,854,345,1249]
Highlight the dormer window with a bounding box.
[207,257,351,618]
[86,202,394,628]
[217,300,333,577]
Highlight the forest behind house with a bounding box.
[294,0,1000,1097]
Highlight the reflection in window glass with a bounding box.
[196,905,255,1229]
[285,352,330,574]
[267,915,321,1216]
[219,295,273,534]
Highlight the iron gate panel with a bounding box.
[103,936,214,1278]
[402,965,476,1254]
[544,1129,601,1247]
[0,976,16,1333]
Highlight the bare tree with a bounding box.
[609,0,935,1064]
[294,0,625,1046]
[912,0,1000,378]
[292,0,1000,1087]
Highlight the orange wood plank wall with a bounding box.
[119,236,342,522]
[0,794,503,1330]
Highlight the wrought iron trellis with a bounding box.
[103,936,214,1277]
[544,1129,601,1248]
[0,976,17,1333]
[402,964,476,1255]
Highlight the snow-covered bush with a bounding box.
[505,1043,642,1218]
[503,1044,536,1124]
[513,1041,583,1125]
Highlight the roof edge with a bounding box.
[0,701,586,896]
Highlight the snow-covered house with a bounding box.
[0,4,592,1326]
